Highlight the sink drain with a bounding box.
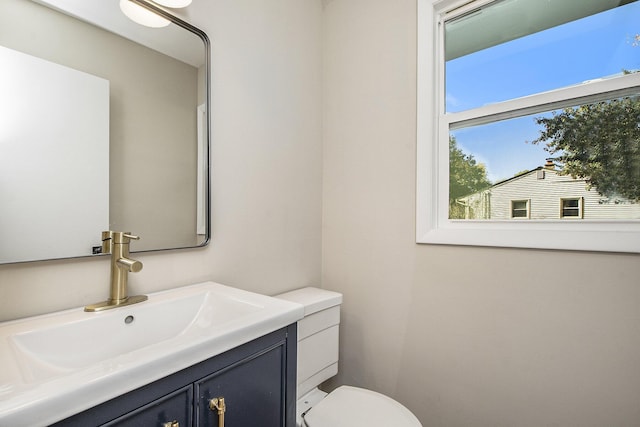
[124,315,135,324]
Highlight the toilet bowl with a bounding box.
[277,287,422,427]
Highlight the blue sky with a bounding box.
[446,1,640,183]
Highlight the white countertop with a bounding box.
[0,281,304,426]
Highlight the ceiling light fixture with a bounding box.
[153,0,192,8]
[120,0,171,28]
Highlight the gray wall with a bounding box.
[0,0,323,319]
[321,0,640,426]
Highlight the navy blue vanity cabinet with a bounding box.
[101,385,193,427]
[195,342,287,426]
[52,325,297,427]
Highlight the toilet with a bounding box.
[277,287,422,427]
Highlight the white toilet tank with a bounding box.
[276,287,343,399]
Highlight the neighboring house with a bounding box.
[456,162,640,220]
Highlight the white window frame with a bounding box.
[560,198,583,219]
[416,0,640,253]
[511,200,530,219]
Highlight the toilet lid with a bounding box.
[303,386,422,427]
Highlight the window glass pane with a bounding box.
[511,200,528,218]
[562,199,581,217]
[449,96,640,220]
[563,199,579,208]
[445,0,640,112]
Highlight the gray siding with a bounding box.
[458,169,640,220]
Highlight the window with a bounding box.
[511,200,529,219]
[416,0,640,252]
[561,198,583,219]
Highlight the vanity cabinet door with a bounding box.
[101,385,193,427]
[195,344,286,427]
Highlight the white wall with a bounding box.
[321,0,640,426]
[0,0,323,320]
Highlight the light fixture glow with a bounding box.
[153,0,192,7]
[120,0,171,28]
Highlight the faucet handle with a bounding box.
[117,257,143,273]
[102,231,141,245]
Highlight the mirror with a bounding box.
[0,0,210,264]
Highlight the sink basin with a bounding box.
[0,281,304,426]
[10,285,262,373]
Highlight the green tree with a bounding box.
[449,137,491,218]
[532,96,640,201]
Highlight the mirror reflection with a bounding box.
[0,0,210,263]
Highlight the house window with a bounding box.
[511,200,529,219]
[561,198,583,219]
[416,0,640,252]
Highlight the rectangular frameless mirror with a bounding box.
[0,0,210,263]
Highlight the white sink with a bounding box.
[0,282,304,427]
[10,285,263,374]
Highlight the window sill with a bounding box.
[417,220,640,253]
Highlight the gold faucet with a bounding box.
[85,231,148,312]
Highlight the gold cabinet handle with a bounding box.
[209,397,226,427]
[163,422,179,427]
